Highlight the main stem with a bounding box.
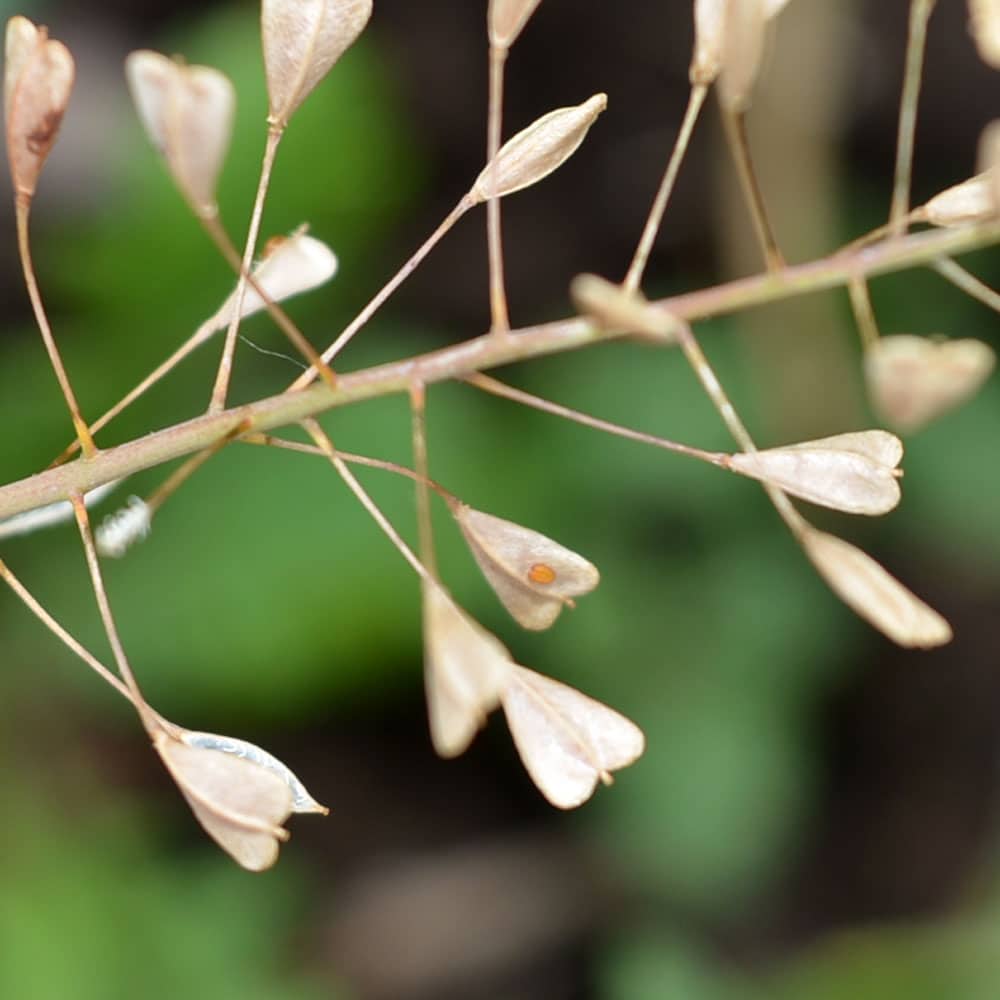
[1,219,998,522]
[487,45,511,333]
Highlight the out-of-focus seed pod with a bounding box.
[489,0,543,49]
[262,0,372,128]
[918,172,997,227]
[125,51,235,218]
[4,16,74,200]
[802,529,952,648]
[865,334,996,432]
[969,0,1000,69]
[571,272,679,343]
[471,94,607,202]
[718,0,768,113]
[501,665,646,809]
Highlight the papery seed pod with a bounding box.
[501,664,645,809]
[977,119,1000,208]
[4,16,74,200]
[262,0,373,128]
[969,0,1000,69]
[209,226,338,328]
[691,0,727,86]
[802,529,952,648]
[422,584,512,758]
[96,497,152,559]
[153,730,294,871]
[919,172,996,227]
[570,272,678,343]
[865,334,996,433]
[718,0,768,113]
[125,51,235,218]
[764,0,794,16]
[471,94,607,203]
[728,431,904,515]
[454,504,600,630]
[181,730,328,814]
[489,0,544,49]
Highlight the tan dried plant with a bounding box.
[0,1,997,870]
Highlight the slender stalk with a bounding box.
[210,127,283,412]
[889,0,937,236]
[291,195,476,388]
[3,218,999,523]
[721,107,785,272]
[673,322,806,536]
[409,383,438,576]
[200,213,336,387]
[464,372,726,465]
[933,257,1000,313]
[302,418,436,585]
[847,276,882,350]
[623,85,708,293]
[0,556,132,703]
[487,45,511,333]
[70,494,157,731]
[15,198,97,458]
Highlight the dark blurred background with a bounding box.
[1,2,999,998]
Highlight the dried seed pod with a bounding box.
[728,431,904,515]
[181,730,328,814]
[919,172,996,227]
[977,119,1000,208]
[454,504,600,630]
[96,497,152,559]
[422,584,512,758]
[802,529,952,648]
[570,272,679,343]
[718,0,768,113]
[501,665,645,809]
[125,51,235,218]
[4,16,74,199]
[764,0,794,14]
[262,0,373,128]
[489,0,543,48]
[209,226,338,328]
[691,0,727,86]
[154,730,294,871]
[969,0,1000,69]
[865,335,996,433]
[471,94,607,203]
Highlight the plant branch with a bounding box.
[1,219,998,523]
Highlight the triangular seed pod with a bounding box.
[181,730,328,815]
[422,584,512,758]
[4,16,74,200]
[471,94,607,203]
[802,529,952,649]
[718,0,768,113]
[489,0,544,49]
[969,0,1000,70]
[454,504,600,630]
[728,430,904,515]
[691,0,727,86]
[125,51,235,217]
[153,730,294,871]
[919,172,996,227]
[865,334,996,433]
[501,664,645,809]
[209,226,338,328]
[262,0,373,128]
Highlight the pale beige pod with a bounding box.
[570,272,679,343]
[501,665,646,809]
[865,335,996,433]
[969,0,1000,70]
[728,430,904,516]
[422,584,513,758]
[125,51,235,217]
[489,0,544,49]
[471,94,607,202]
[718,0,768,113]
[454,504,600,630]
[919,172,997,227]
[4,16,74,199]
[154,731,295,871]
[691,0,727,86]
[262,0,373,127]
[802,529,952,649]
